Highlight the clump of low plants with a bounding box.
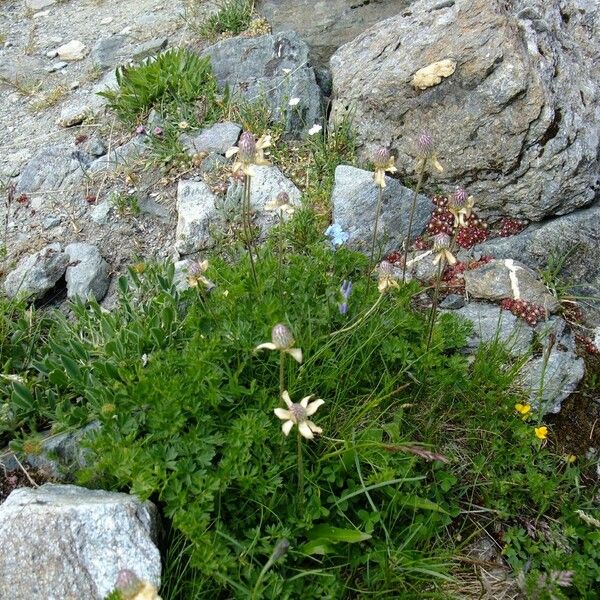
[199,0,255,39]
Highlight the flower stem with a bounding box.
[279,351,285,399]
[426,260,444,350]
[330,293,384,337]
[401,166,426,283]
[297,430,304,501]
[367,186,384,278]
[243,174,259,287]
[278,210,284,304]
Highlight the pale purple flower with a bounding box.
[153,126,163,136]
[339,280,353,315]
[135,125,146,135]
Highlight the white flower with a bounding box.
[255,324,303,364]
[308,124,323,136]
[264,191,295,218]
[288,97,300,106]
[274,391,324,439]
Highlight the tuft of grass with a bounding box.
[30,85,68,111]
[110,192,140,217]
[199,0,255,39]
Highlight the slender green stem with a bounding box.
[279,351,285,399]
[278,210,284,303]
[297,430,304,501]
[367,186,384,278]
[243,175,259,287]
[401,167,426,283]
[330,293,384,337]
[426,260,444,350]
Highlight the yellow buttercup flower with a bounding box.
[534,426,548,440]
[515,403,532,417]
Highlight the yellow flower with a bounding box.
[565,454,577,464]
[515,403,531,417]
[255,324,303,364]
[225,131,271,176]
[372,147,397,188]
[534,426,548,440]
[274,390,324,439]
[377,261,400,294]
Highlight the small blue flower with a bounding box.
[325,223,349,247]
[338,280,353,315]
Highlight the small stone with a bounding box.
[42,215,62,229]
[100,16,113,25]
[70,81,80,90]
[64,243,111,302]
[180,122,241,155]
[4,243,69,300]
[90,201,112,225]
[91,34,128,69]
[412,59,457,90]
[46,49,59,58]
[175,180,219,255]
[26,0,55,9]
[131,37,168,62]
[33,10,50,18]
[55,40,88,61]
[439,293,465,310]
[46,61,67,73]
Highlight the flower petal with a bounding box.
[282,420,294,436]
[300,395,313,409]
[307,420,323,434]
[274,408,292,421]
[298,421,314,439]
[225,147,239,158]
[306,399,324,416]
[286,347,303,364]
[255,342,277,352]
[281,390,293,408]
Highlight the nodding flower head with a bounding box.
[372,147,397,188]
[264,190,295,217]
[255,324,303,364]
[226,131,271,176]
[449,187,468,209]
[417,132,434,156]
[377,260,400,293]
[373,147,392,168]
[237,132,257,162]
[433,232,456,266]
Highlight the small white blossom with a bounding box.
[288,97,300,106]
[308,124,323,136]
[274,391,324,439]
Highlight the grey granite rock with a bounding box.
[181,122,241,155]
[4,244,69,300]
[175,180,219,255]
[440,293,466,310]
[88,135,147,173]
[202,32,323,137]
[91,34,128,68]
[464,259,559,312]
[332,165,431,255]
[64,243,110,302]
[330,0,600,221]
[0,484,160,600]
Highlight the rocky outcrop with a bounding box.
[330,0,600,221]
[0,484,161,600]
[64,243,110,302]
[202,32,323,137]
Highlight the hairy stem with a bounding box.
[401,167,426,283]
[367,186,384,278]
[279,351,285,399]
[297,430,304,502]
[243,174,259,287]
[426,259,444,350]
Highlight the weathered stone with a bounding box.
[4,244,69,300]
[0,484,160,600]
[259,0,411,65]
[521,341,585,413]
[91,34,128,68]
[64,243,110,302]
[181,122,241,155]
[88,135,146,173]
[202,32,323,137]
[330,0,600,221]
[138,197,171,222]
[46,61,67,73]
[331,165,431,255]
[405,250,438,283]
[90,201,112,225]
[55,40,88,61]
[464,259,559,312]
[16,145,92,194]
[26,0,55,10]
[42,215,63,230]
[198,152,228,174]
[454,303,534,356]
[175,180,219,255]
[131,37,168,62]
[440,293,466,310]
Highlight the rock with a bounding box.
[46,61,67,73]
[198,152,227,174]
[331,165,431,255]
[0,484,160,600]
[174,259,194,292]
[88,135,146,173]
[202,32,323,137]
[406,250,438,283]
[91,34,128,69]
[86,136,107,157]
[520,342,585,413]
[454,302,534,356]
[330,0,600,221]
[90,201,112,225]
[64,243,110,302]
[131,37,168,62]
[55,40,88,61]
[259,0,410,65]
[42,215,62,230]
[412,59,456,90]
[138,197,171,222]
[16,145,92,194]
[440,293,465,310]
[26,0,55,10]
[175,180,219,255]
[4,244,69,300]
[464,259,559,312]
[181,122,241,155]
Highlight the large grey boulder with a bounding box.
[332,165,431,255]
[64,243,110,302]
[464,259,559,313]
[330,0,600,221]
[16,146,92,195]
[202,32,323,137]
[4,244,69,300]
[0,484,160,600]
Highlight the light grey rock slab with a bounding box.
[64,243,110,302]
[175,180,219,255]
[180,121,241,155]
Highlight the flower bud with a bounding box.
[272,324,294,349]
[238,132,256,162]
[417,132,434,156]
[373,147,392,168]
[271,538,290,561]
[276,191,290,204]
[433,232,451,251]
[449,187,468,208]
[378,260,395,278]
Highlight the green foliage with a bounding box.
[200,0,255,39]
[110,192,140,217]
[99,48,221,124]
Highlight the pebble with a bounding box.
[100,17,113,25]
[55,40,88,61]
[46,61,68,73]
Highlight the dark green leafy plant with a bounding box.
[200,0,255,39]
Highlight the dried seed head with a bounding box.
[272,323,294,349]
[417,132,434,156]
[373,147,392,168]
[238,132,256,162]
[433,232,451,251]
[449,187,468,208]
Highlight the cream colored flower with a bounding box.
[255,323,303,364]
[432,233,457,266]
[372,147,397,188]
[377,260,400,294]
[416,132,444,173]
[274,390,324,439]
[114,569,162,600]
[448,188,475,227]
[264,191,295,218]
[187,260,214,290]
[225,131,271,176]
[308,124,323,136]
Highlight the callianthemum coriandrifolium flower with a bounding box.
[432,232,456,266]
[115,569,162,600]
[274,390,324,439]
[416,131,444,173]
[372,147,397,188]
[187,260,215,291]
[377,260,400,294]
[226,131,271,176]
[255,324,303,364]
[264,191,295,218]
[448,187,475,227]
